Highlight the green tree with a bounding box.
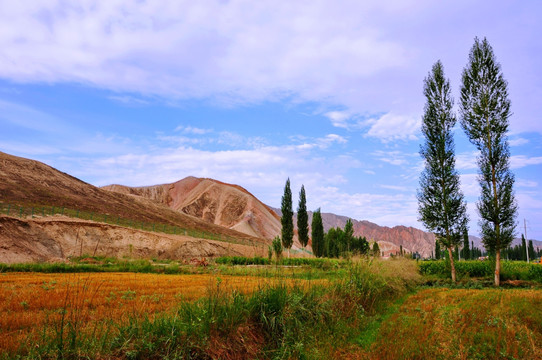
[372,242,380,257]
[297,185,309,250]
[462,228,470,260]
[418,61,468,282]
[272,236,283,260]
[460,37,518,286]
[281,178,294,257]
[528,240,535,262]
[435,238,441,259]
[311,209,324,257]
[344,219,354,254]
[521,234,527,261]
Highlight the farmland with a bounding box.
[1,258,542,359]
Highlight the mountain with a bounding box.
[103,177,282,240]
[0,151,267,263]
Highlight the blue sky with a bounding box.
[1,1,541,239]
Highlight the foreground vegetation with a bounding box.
[1,257,542,359]
[1,258,418,359]
[419,259,542,283]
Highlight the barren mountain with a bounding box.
[0,151,267,263]
[0,216,265,264]
[103,178,282,240]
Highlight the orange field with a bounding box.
[0,272,307,352]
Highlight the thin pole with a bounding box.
[525,219,530,263]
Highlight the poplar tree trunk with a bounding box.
[495,250,501,286]
[448,247,456,283]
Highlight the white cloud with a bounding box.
[365,112,420,142]
[456,151,479,170]
[509,137,529,146]
[372,150,415,166]
[510,155,542,169]
[175,125,213,135]
[324,111,352,128]
[516,179,538,188]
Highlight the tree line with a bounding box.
[274,179,378,260]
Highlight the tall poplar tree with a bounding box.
[462,228,470,260]
[460,37,517,286]
[311,209,324,257]
[281,178,294,257]
[297,185,309,250]
[418,60,468,283]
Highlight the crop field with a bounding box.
[0,272,320,354]
[1,258,541,359]
[369,288,542,359]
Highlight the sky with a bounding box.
[1,1,541,240]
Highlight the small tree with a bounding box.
[460,37,518,286]
[272,236,283,260]
[462,228,470,260]
[418,61,468,282]
[372,242,381,257]
[281,178,294,257]
[311,209,324,257]
[344,219,354,254]
[528,240,536,262]
[297,185,309,250]
[435,238,441,259]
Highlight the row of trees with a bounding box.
[503,235,540,261]
[279,179,378,259]
[418,37,518,285]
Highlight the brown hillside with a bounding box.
[0,215,265,264]
[103,177,283,241]
[0,151,264,245]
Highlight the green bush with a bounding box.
[419,260,542,282]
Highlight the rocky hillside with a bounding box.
[0,151,263,245]
[103,177,282,240]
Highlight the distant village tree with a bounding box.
[311,209,324,257]
[281,178,294,257]
[344,219,354,254]
[272,236,283,260]
[297,185,309,250]
[418,61,468,283]
[462,229,470,260]
[460,37,518,286]
[528,240,536,261]
[372,242,380,257]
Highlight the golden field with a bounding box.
[0,272,309,352]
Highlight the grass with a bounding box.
[368,288,542,359]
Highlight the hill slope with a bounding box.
[0,151,266,263]
[103,177,282,240]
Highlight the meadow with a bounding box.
[1,257,541,359]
